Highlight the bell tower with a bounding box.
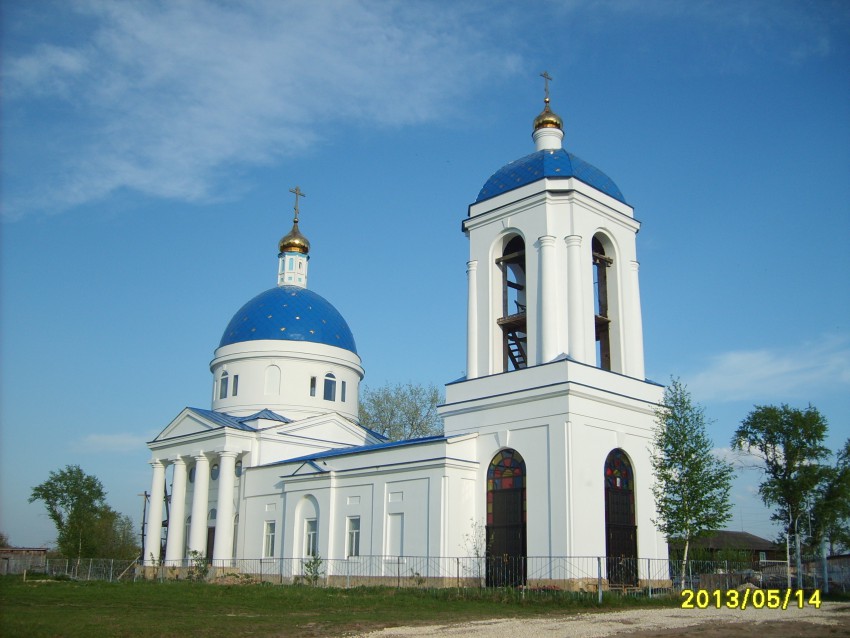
[463,74,646,380]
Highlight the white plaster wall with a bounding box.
[210,340,363,420]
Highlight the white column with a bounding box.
[164,457,188,564]
[213,451,238,564]
[188,454,210,556]
[626,260,646,379]
[466,260,478,379]
[143,460,166,566]
[565,235,586,363]
[538,235,557,364]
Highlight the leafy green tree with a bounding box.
[359,382,443,441]
[651,379,733,580]
[0,531,10,547]
[809,438,850,554]
[731,404,831,583]
[29,464,138,559]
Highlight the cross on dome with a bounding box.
[289,185,306,223]
[533,70,563,133]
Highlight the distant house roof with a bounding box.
[670,531,780,551]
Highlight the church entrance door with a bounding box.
[206,527,215,561]
[485,449,526,587]
[604,449,637,586]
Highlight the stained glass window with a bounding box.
[486,449,526,526]
[604,448,633,490]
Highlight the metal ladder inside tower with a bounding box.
[498,305,527,369]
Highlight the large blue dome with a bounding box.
[219,286,357,354]
[476,148,626,204]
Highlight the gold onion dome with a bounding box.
[279,220,310,254]
[533,97,563,131]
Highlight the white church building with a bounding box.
[143,88,668,587]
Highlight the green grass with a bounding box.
[0,575,680,637]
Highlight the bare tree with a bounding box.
[359,382,443,441]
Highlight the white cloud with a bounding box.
[77,432,149,453]
[687,336,850,403]
[3,1,520,218]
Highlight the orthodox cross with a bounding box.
[289,185,306,223]
[540,71,552,102]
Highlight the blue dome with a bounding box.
[219,286,357,354]
[476,149,626,204]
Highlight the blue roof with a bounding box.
[187,407,293,431]
[475,149,626,204]
[279,434,451,465]
[219,286,357,353]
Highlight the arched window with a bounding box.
[496,235,527,371]
[604,449,637,585]
[219,371,229,399]
[323,373,336,401]
[264,365,281,395]
[592,236,613,370]
[486,448,527,587]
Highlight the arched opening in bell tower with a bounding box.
[495,235,527,371]
[592,235,614,371]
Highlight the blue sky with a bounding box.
[2,0,848,549]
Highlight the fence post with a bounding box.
[597,557,603,604]
[397,556,401,589]
[109,559,114,582]
[647,559,652,598]
[456,557,460,590]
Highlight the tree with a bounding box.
[809,438,850,554]
[731,404,831,584]
[650,379,733,581]
[29,464,138,559]
[359,382,443,441]
[0,531,10,548]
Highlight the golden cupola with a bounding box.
[533,97,563,132]
[279,219,310,255]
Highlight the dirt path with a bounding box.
[357,602,850,637]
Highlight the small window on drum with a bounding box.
[235,461,243,478]
[323,373,336,401]
[211,464,220,481]
[219,372,229,399]
[310,376,317,397]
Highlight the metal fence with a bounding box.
[8,554,849,595]
[139,555,793,596]
[3,556,138,582]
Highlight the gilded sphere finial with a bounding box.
[279,221,310,254]
[534,72,563,131]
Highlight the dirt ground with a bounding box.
[358,602,850,637]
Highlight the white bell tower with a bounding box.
[463,75,646,381]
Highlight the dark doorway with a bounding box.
[206,527,215,561]
[604,449,637,586]
[485,449,527,587]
